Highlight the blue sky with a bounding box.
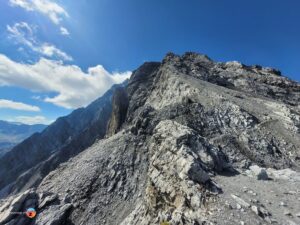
[0,0,299,124]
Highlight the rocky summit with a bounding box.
[0,52,300,225]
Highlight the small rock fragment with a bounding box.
[249,165,269,180]
[251,205,259,215]
[231,194,250,208]
[39,193,58,209]
[251,205,271,219]
[225,201,233,209]
[264,216,272,224]
[279,202,287,206]
[284,191,297,195]
[284,210,292,216]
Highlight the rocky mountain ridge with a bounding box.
[0,52,299,225]
[0,83,127,198]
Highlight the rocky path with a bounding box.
[209,170,300,225]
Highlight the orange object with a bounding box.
[25,208,36,219]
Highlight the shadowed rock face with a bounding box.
[107,87,129,136]
[0,52,300,225]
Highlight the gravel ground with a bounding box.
[208,171,300,225]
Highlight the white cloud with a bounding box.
[0,99,40,112]
[9,0,69,25]
[11,115,52,125]
[7,22,36,47]
[40,43,72,61]
[7,22,72,61]
[0,54,131,109]
[31,95,42,100]
[60,26,70,36]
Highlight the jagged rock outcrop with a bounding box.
[0,52,300,225]
[107,86,129,136]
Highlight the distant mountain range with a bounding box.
[0,121,46,157]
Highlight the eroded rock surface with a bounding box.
[0,52,299,225]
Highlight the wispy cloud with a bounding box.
[39,43,72,61]
[0,54,131,109]
[7,22,72,61]
[60,27,70,36]
[10,115,52,125]
[31,95,42,100]
[9,0,70,37]
[7,22,36,46]
[9,0,69,25]
[0,99,40,112]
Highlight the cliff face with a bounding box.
[0,52,300,225]
[106,86,129,136]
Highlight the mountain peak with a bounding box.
[162,51,212,64]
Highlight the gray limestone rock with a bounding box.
[1,52,300,225]
[247,165,269,180]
